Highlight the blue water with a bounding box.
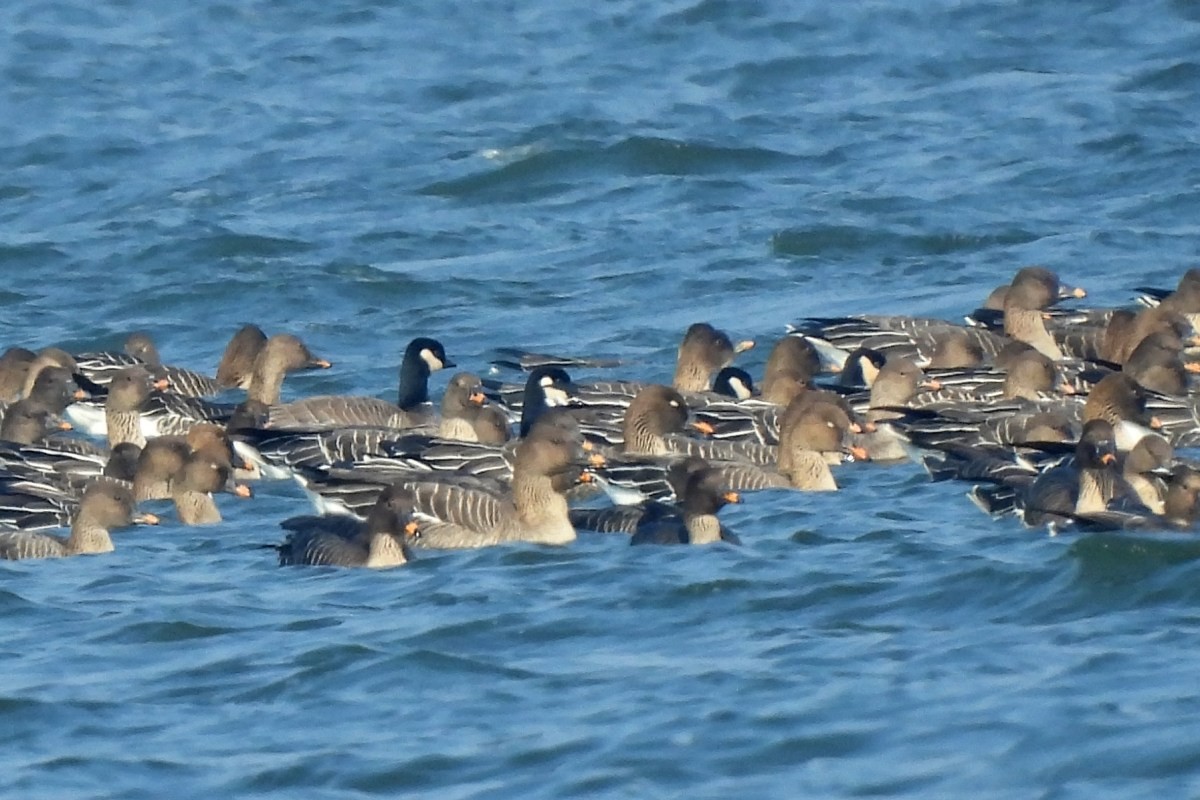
[3,0,1200,796]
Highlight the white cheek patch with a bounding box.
[540,375,555,387]
[861,358,880,387]
[729,377,751,400]
[543,387,570,407]
[420,348,444,371]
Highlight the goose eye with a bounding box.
[669,400,679,408]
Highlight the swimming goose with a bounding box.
[0,481,157,560]
[130,424,243,501]
[101,367,167,448]
[265,336,449,430]
[275,484,419,568]
[119,332,225,398]
[1082,373,1161,449]
[671,322,756,393]
[1122,330,1195,396]
[1054,460,1200,532]
[1021,419,1120,528]
[74,327,265,398]
[398,419,596,548]
[298,411,597,519]
[572,456,710,534]
[165,450,252,525]
[1120,434,1174,515]
[484,325,753,426]
[760,336,820,399]
[435,373,499,442]
[0,347,37,403]
[0,399,72,445]
[246,333,333,406]
[702,400,866,492]
[854,356,940,461]
[1003,267,1066,359]
[1136,269,1200,329]
[0,441,141,501]
[64,334,329,442]
[215,324,269,390]
[630,460,742,545]
[979,265,1087,312]
[238,370,506,480]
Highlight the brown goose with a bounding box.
[0,481,157,560]
[216,325,270,390]
[1123,330,1195,396]
[672,323,756,393]
[0,347,37,403]
[104,367,168,448]
[119,331,239,398]
[857,356,939,461]
[435,373,497,442]
[1120,434,1173,515]
[401,420,595,548]
[1003,267,1067,359]
[985,265,1086,311]
[275,485,419,568]
[706,400,867,492]
[165,450,252,526]
[760,336,819,402]
[1022,419,1119,528]
[1082,373,1161,449]
[0,399,72,445]
[630,460,742,545]
[246,333,332,406]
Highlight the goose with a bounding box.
[164,450,252,525]
[0,481,157,560]
[1021,419,1121,528]
[74,326,266,397]
[630,460,742,545]
[265,336,449,430]
[391,418,596,548]
[0,399,72,445]
[274,485,420,568]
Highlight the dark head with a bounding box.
[216,324,268,389]
[678,465,742,516]
[519,366,577,437]
[123,332,162,366]
[106,366,163,413]
[674,323,754,391]
[1077,419,1118,470]
[712,367,755,400]
[397,337,453,408]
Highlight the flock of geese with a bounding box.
[0,265,1198,568]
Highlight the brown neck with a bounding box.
[174,490,222,525]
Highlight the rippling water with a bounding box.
[3,0,1200,796]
